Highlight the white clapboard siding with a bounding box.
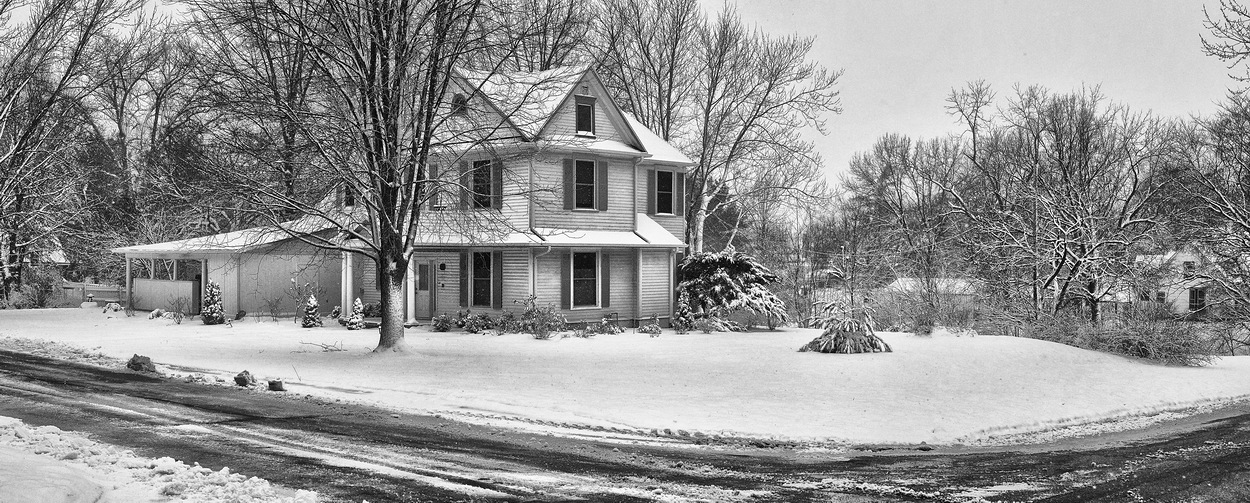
[638,249,672,319]
[530,156,636,231]
[533,248,639,324]
[501,249,531,309]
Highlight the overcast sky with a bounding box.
[708,0,1241,179]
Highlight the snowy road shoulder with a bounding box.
[0,416,318,503]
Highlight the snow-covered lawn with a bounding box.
[4,308,1250,445]
[0,416,317,503]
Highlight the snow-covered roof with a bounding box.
[622,113,693,166]
[883,277,979,295]
[111,215,337,257]
[458,65,588,139]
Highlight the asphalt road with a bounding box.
[2,349,1250,502]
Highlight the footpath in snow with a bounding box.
[2,308,1250,445]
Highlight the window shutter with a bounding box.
[459,252,468,307]
[596,161,608,211]
[491,159,503,210]
[600,252,610,308]
[562,159,574,210]
[458,161,470,210]
[492,251,503,309]
[428,164,440,209]
[560,251,570,310]
[646,169,656,215]
[674,172,686,216]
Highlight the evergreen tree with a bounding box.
[672,290,695,334]
[345,298,364,330]
[301,293,322,328]
[201,280,226,325]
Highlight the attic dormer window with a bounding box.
[575,95,595,136]
[451,93,468,115]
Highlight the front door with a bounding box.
[415,261,434,319]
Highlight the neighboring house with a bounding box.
[113,66,691,325]
[1133,247,1217,318]
[878,277,979,309]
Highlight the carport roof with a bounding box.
[111,217,335,257]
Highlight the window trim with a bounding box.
[569,250,600,309]
[574,95,596,136]
[573,159,597,210]
[471,251,492,307]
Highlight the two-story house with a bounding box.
[112,66,691,326]
[1133,245,1216,317]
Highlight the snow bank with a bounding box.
[3,308,1250,444]
[0,415,317,503]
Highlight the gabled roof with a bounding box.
[457,65,588,140]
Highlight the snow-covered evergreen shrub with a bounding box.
[672,291,695,334]
[200,280,226,325]
[301,294,322,328]
[345,298,365,330]
[678,248,788,326]
[798,302,891,354]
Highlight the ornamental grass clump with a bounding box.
[799,302,892,354]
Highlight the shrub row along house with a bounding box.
[113,66,691,326]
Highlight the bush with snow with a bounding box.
[344,298,364,330]
[678,248,788,327]
[201,280,226,325]
[1024,310,1213,366]
[799,302,892,354]
[300,294,322,328]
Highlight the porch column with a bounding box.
[406,258,417,324]
[340,252,353,310]
[125,256,132,307]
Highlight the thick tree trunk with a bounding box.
[374,252,410,352]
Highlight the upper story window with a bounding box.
[1182,261,1196,279]
[656,171,674,214]
[574,160,596,209]
[647,169,684,216]
[471,160,492,209]
[451,93,468,115]
[575,95,595,136]
[342,185,355,207]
